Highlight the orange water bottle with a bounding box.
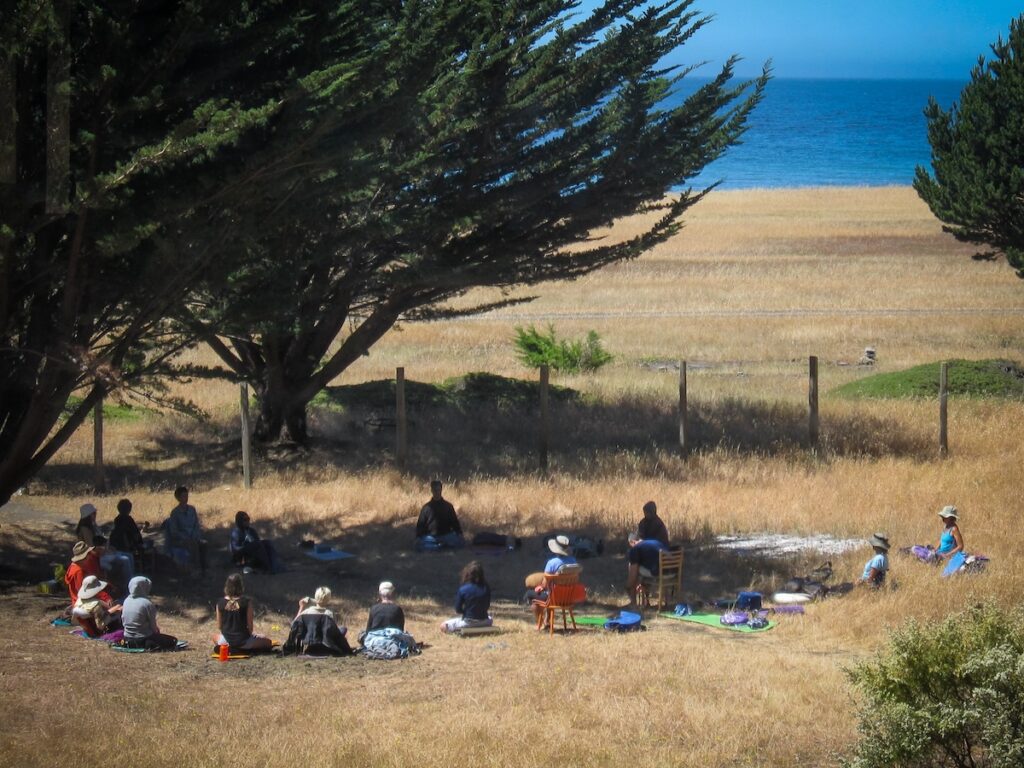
[218,643,229,662]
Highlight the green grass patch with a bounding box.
[64,397,154,421]
[316,371,579,412]
[831,359,1024,400]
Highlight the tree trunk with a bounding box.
[252,381,310,445]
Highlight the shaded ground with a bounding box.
[20,372,934,498]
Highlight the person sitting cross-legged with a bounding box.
[857,533,891,588]
[415,480,465,551]
[121,576,179,651]
[73,575,123,638]
[441,561,492,633]
[282,587,352,656]
[229,511,280,573]
[215,573,273,653]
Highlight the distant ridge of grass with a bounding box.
[832,359,1024,400]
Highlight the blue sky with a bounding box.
[578,1,1023,79]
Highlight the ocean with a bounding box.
[674,78,967,190]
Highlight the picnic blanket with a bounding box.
[304,548,355,562]
[660,612,776,633]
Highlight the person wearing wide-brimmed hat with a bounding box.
[522,535,579,625]
[933,506,965,562]
[72,574,122,637]
[857,532,891,588]
[64,541,109,605]
[75,503,105,548]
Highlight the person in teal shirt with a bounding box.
[857,532,890,587]
[934,505,965,561]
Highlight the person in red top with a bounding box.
[65,541,112,604]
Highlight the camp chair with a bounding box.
[636,548,684,610]
[533,569,585,636]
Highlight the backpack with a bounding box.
[361,628,418,660]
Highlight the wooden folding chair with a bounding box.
[533,569,585,636]
[637,548,684,610]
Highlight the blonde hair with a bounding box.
[313,586,331,607]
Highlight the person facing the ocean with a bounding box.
[121,576,179,651]
[857,533,891,588]
[365,581,406,634]
[415,480,465,551]
[282,586,352,656]
[441,561,492,633]
[934,506,965,561]
[215,573,273,652]
[636,501,670,547]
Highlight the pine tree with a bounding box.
[183,0,770,442]
[914,13,1024,277]
[0,0,366,504]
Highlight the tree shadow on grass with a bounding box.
[1,511,832,627]
[28,372,933,496]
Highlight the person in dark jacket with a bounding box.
[229,511,279,573]
[282,586,352,656]
[636,501,670,547]
[365,581,405,633]
[415,480,465,551]
[441,561,492,633]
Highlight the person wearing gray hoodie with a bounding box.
[121,576,178,650]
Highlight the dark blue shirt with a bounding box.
[455,582,491,621]
[628,539,668,573]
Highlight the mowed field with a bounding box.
[2,186,1023,768]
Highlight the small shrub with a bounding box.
[845,602,1024,768]
[513,325,613,373]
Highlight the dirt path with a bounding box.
[458,307,1023,321]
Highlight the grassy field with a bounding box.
[1,186,1023,768]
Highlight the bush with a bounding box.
[845,603,1024,768]
[513,325,613,373]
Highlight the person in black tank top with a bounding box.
[216,573,273,652]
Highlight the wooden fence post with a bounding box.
[939,361,949,457]
[808,355,819,449]
[396,367,407,471]
[239,383,252,489]
[93,397,106,493]
[539,364,549,473]
[678,360,688,457]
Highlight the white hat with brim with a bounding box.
[79,575,108,600]
[548,535,571,557]
[869,533,890,551]
[79,503,97,519]
[71,541,94,563]
[938,505,959,520]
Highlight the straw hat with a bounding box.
[70,541,94,563]
[869,532,891,551]
[938,505,959,520]
[548,535,571,557]
[79,503,97,519]
[79,574,108,600]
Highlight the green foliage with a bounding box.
[513,325,614,373]
[845,603,1024,768]
[315,372,579,413]
[914,14,1024,278]
[831,359,1024,400]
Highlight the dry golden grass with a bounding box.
[2,186,1023,768]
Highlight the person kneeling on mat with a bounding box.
[441,561,492,633]
[121,576,179,650]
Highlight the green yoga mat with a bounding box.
[573,616,611,626]
[659,612,775,633]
